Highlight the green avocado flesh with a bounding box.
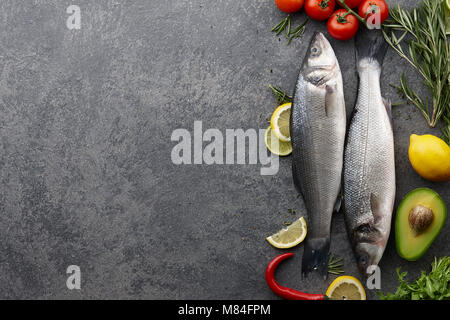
[396,188,447,261]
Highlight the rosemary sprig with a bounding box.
[382,0,450,143]
[269,85,292,104]
[328,253,345,275]
[271,15,291,36]
[271,16,309,45]
[287,19,309,45]
[286,15,291,38]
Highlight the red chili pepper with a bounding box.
[265,252,327,300]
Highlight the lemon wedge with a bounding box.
[266,217,307,249]
[270,103,291,142]
[326,275,366,300]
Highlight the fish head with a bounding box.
[354,242,384,276]
[302,32,338,85]
[351,220,388,276]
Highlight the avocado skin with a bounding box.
[395,188,447,261]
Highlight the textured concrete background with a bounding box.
[0,0,448,299]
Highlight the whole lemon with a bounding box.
[408,134,450,182]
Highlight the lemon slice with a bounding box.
[326,276,366,300]
[270,103,292,142]
[266,217,307,249]
[264,126,292,156]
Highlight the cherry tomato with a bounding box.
[305,0,336,21]
[274,0,305,13]
[327,9,359,41]
[359,0,389,25]
[337,0,363,9]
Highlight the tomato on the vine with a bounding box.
[358,0,389,25]
[327,9,359,41]
[305,0,336,21]
[337,0,363,9]
[274,0,305,13]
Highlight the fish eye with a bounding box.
[310,46,321,57]
[359,255,368,266]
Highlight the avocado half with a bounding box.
[396,188,447,261]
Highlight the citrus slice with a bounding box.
[264,126,292,156]
[270,103,292,142]
[326,276,366,300]
[266,217,307,249]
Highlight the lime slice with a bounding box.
[270,103,291,142]
[266,217,307,249]
[326,276,367,300]
[264,126,292,156]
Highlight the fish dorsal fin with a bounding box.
[370,193,383,225]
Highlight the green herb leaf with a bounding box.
[378,257,450,300]
[328,253,345,275]
[287,19,308,45]
[268,85,292,105]
[271,16,308,45]
[271,15,291,36]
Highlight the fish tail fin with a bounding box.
[355,28,388,68]
[301,237,330,280]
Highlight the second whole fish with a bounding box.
[343,29,395,276]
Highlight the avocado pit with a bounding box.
[408,205,434,235]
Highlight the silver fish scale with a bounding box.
[344,59,395,243]
[291,72,346,239]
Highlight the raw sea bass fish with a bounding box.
[290,32,346,279]
[344,29,395,276]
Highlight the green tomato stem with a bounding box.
[337,0,368,26]
[319,0,331,9]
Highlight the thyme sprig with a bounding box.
[382,0,450,143]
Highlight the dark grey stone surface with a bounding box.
[0,0,448,299]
